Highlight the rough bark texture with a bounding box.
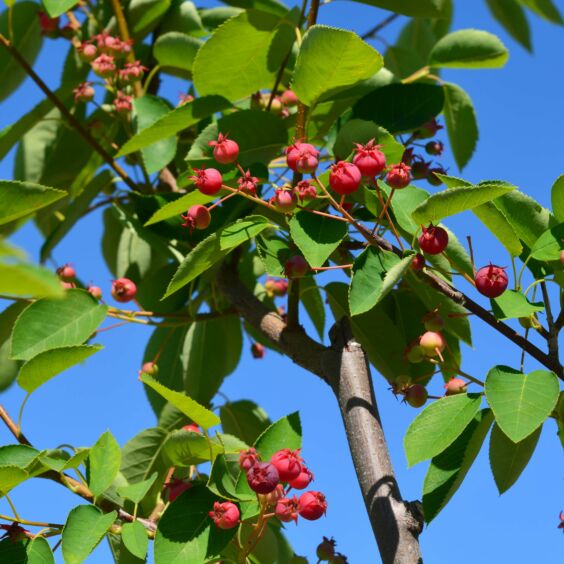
[217,264,424,564]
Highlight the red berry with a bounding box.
[280,90,298,106]
[353,139,386,178]
[298,491,327,521]
[444,378,467,396]
[114,92,133,114]
[288,466,314,490]
[166,478,191,502]
[246,462,280,494]
[78,42,97,62]
[411,159,430,180]
[208,501,239,529]
[191,168,223,195]
[237,170,259,195]
[265,278,288,297]
[239,448,260,471]
[296,180,317,202]
[208,133,239,164]
[405,384,428,408]
[270,449,303,482]
[271,188,297,212]
[91,54,116,78]
[475,265,508,298]
[181,205,211,232]
[73,82,95,103]
[275,496,299,523]
[88,285,102,300]
[329,161,362,195]
[286,142,319,174]
[251,343,265,359]
[419,224,448,255]
[182,423,201,433]
[411,253,425,271]
[56,264,76,282]
[419,331,446,358]
[425,141,444,156]
[38,12,59,36]
[284,256,309,279]
[111,277,137,303]
[140,362,158,376]
[386,163,411,189]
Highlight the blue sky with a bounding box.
[1,1,563,562]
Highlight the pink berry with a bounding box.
[329,161,362,195]
[237,170,259,196]
[275,496,299,523]
[192,168,222,195]
[251,343,265,359]
[265,278,288,297]
[208,133,239,164]
[73,82,95,103]
[270,449,302,482]
[288,466,314,490]
[88,285,102,300]
[77,42,97,62]
[61,281,74,290]
[118,61,147,84]
[386,163,411,189]
[182,423,201,433]
[56,264,76,282]
[239,448,259,471]
[284,256,309,279]
[444,378,467,396]
[280,90,298,106]
[111,277,137,303]
[353,139,386,178]
[166,478,191,502]
[141,362,158,376]
[419,331,446,358]
[296,180,317,202]
[246,462,280,494]
[425,141,444,156]
[411,253,425,271]
[113,92,132,114]
[286,142,319,174]
[475,265,509,298]
[270,188,297,212]
[405,384,428,408]
[297,491,327,521]
[91,54,116,78]
[419,224,448,255]
[181,205,211,232]
[208,501,239,529]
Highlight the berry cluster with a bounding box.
[251,89,299,118]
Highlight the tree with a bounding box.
[0,0,562,562]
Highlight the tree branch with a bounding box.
[361,13,400,40]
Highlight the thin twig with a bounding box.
[361,13,400,40]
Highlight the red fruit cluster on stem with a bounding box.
[475,265,509,298]
[284,256,309,279]
[353,139,386,178]
[56,264,76,282]
[419,224,449,255]
[329,161,362,195]
[386,163,411,189]
[246,462,280,494]
[111,278,137,303]
[444,378,468,396]
[208,501,240,529]
[181,205,211,232]
[286,142,319,173]
[298,491,327,520]
[208,133,239,164]
[192,167,223,195]
[270,449,303,481]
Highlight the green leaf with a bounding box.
[349,0,448,17]
[88,431,122,497]
[41,0,78,17]
[121,521,149,560]
[292,25,382,106]
[551,175,564,222]
[288,211,348,268]
[162,429,222,466]
[484,366,559,442]
[25,536,55,564]
[193,9,294,102]
[11,290,108,361]
[349,247,414,316]
[0,303,26,391]
[423,409,493,522]
[491,290,544,320]
[529,223,564,261]
[17,344,102,394]
[411,183,515,224]
[300,276,325,340]
[164,215,272,298]
[62,505,117,564]
[404,394,482,467]
[154,484,236,562]
[442,83,479,171]
[220,400,271,445]
[254,412,301,460]
[471,201,523,256]
[486,0,532,51]
[154,32,202,74]
[489,423,541,494]
[128,0,171,37]
[0,444,39,469]
[117,473,158,504]
[133,96,177,174]
[0,2,43,101]
[160,0,206,35]
[117,96,231,156]
[518,0,563,24]
[0,262,64,299]
[140,374,221,430]
[352,83,445,133]
[429,29,509,68]
[0,466,29,495]
[144,192,216,226]
[386,184,430,234]
[0,180,66,225]
[207,454,240,500]
[256,235,291,277]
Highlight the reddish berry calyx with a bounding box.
[208,133,239,164]
[329,161,362,195]
[317,536,337,561]
[265,278,288,297]
[270,187,297,212]
[88,285,102,300]
[251,342,265,359]
[114,92,133,114]
[181,205,211,232]
[296,180,317,202]
[208,501,240,529]
[111,277,137,303]
[192,168,223,195]
[275,496,299,523]
[298,491,327,520]
[246,462,280,494]
[405,384,428,408]
[353,139,386,178]
[284,256,309,279]
[118,61,147,84]
[444,378,468,396]
[73,82,95,103]
[270,449,303,482]
[91,54,116,78]
[289,466,314,490]
[386,163,411,189]
[140,362,158,376]
[56,264,76,282]
[419,331,446,359]
[411,253,425,271]
[38,12,59,36]
[239,448,260,471]
[419,224,449,255]
[425,141,444,156]
[165,478,192,502]
[475,265,509,298]
[286,142,319,174]
[237,170,259,196]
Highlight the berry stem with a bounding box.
[312,264,353,271]
[296,206,349,222]
[208,190,239,211]
[466,235,476,276]
[373,183,404,250]
[401,65,431,84]
[0,513,63,529]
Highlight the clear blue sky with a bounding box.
[1,1,563,562]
